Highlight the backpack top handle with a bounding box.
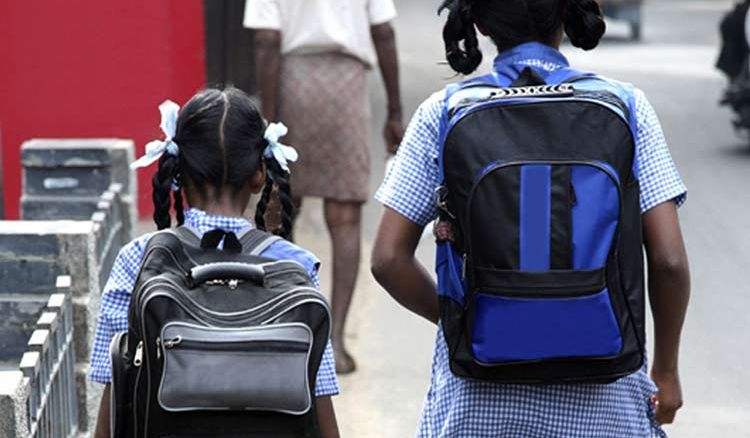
[188,262,265,288]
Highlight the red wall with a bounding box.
[0,0,205,219]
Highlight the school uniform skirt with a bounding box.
[278,53,371,202]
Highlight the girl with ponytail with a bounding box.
[89,87,340,438]
[373,0,689,436]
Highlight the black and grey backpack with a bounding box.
[109,227,331,437]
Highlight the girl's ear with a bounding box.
[250,162,267,194]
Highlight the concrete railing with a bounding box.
[0,137,138,436]
[0,183,133,435]
[0,276,78,438]
[22,276,78,438]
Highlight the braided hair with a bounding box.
[151,87,294,239]
[253,157,294,240]
[439,0,606,75]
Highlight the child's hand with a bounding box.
[383,115,404,155]
[433,221,456,244]
[650,369,684,424]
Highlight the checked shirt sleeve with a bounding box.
[88,237,149,383]
[309,268,340,397]
[633,89,688,213]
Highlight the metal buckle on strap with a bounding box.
[434,185,456,220]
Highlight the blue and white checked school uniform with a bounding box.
[375,43,687,438]
[88,208,340,397]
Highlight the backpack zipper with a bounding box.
[139,277,320,322]
[162,336,182,349]
[133,341,144,367]
[161,337,309,352]
[135,282,330,435]
[569,182,578,206]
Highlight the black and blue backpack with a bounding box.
[435,66,646,384]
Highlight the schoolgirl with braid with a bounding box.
[88,87,340,438]
[372,0,690,436]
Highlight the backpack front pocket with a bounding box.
[470,267,622,362]
[466,161,624,364]
[158,322,313,415]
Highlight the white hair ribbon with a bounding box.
[263,122,298,174]
[130,100,181,170]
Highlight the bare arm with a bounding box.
[254,29,282,121]
[371,22,404,154]
[316,396,340,438]
[93,384,111,438]
[642,201,691,424]
[371,207,439,323]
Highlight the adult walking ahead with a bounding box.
[244,0,403,374]
[372,0,690,436]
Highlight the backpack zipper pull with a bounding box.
[133,341,144,367]
[569,183,578,206]
[156,338,161,360]
[163,336,183,349]
[461,254,467,280]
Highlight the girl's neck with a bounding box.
[187,186,250,218]
[198,204,246,217]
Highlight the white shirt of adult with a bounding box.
[243,0,397,68]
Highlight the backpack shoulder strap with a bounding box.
[238,228,283,256]
[173,225,202,247]
[545,66,596,84]
[439,73,505,183]
[443,72,505,107]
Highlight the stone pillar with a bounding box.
[20,138,137,226]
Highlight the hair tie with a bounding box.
[263,122,299,174]
[131,100,181,169]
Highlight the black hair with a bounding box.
[439,0,606,75]
[151,87,294,239]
